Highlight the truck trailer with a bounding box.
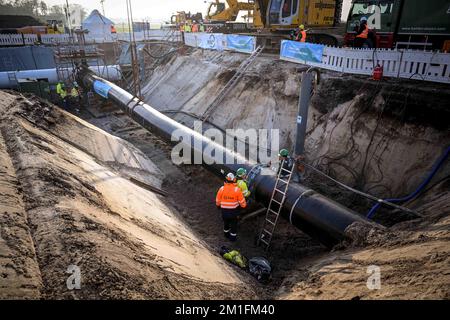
[344,0,450,50]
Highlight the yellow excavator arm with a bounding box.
[206,0,254,22]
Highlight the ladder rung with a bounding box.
[274,189,285,195]
[271,199,282,206]
[268,209,279,215]
[265,219,276,226]
[262,229,273,235]
[259,238,269,246]
[281,168,292,173]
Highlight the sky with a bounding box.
[44,0,353,23]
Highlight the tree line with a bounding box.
[0,0,87,23]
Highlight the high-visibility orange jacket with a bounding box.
[300,30,306,42]
[216,183,247,209]
[356,24,369,39]
[296,30,306,42]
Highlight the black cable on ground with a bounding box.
[299,160,422,217]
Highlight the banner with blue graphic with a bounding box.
[198,33,224,51]
[280,40,325,64]
[226,35,256,54]
[93,80,112,98]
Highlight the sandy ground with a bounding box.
[84,103,449,300]
[276,192,450,299]
[0,47,448,300]
[86,110,326,299]
[128,47,450,299]
[0,90,255,299]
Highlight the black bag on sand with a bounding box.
[248,257,272,283]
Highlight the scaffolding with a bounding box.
[53,30,109,86]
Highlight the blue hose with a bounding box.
[367,146,450,219]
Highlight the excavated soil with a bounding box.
[0,90,256,299]
[82,103,450,300]
[1,47,449,300]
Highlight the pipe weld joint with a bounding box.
[289,189,314,225]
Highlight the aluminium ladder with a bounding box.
[201,45,264,122]
[258,160,294,250]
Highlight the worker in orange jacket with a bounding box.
[355,17,371,48]
[296,24,307,43]
[216,173,247,242]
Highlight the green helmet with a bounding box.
[236,168,247,178]
[279,149,289,157]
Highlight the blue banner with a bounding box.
[280,40,325,64]
[226,35,255,54]
[198,33,224,51]
[93,80,112,98]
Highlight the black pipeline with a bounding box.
[81,72,373,248]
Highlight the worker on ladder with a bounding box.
[277,149,305,183]
[216,173,247,242]
[277,149,295,178]
[296,24,307,43]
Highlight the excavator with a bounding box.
[204,0,344,48]
[171,11,203,26]
[206,0,254,22]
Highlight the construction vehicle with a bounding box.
[202,0,344,49]
[344,0,450,51]
[207,0,254,22]
[170,11,203,26]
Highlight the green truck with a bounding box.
[344,0,450,50]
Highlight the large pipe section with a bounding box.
[0,65,121,89]
[81,72,374,248]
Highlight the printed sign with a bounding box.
[280,40,325,64]
[184,33,198,47]
[226,34,256,54]
[197,33,224,51]
[93,80,112,98]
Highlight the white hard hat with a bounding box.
[226,173,236,182]
[360,17,368,22]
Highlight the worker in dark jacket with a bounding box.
[277,149,306,183]
[355,17,371,48]
[277,149,295,178]
[216,173,247,242]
